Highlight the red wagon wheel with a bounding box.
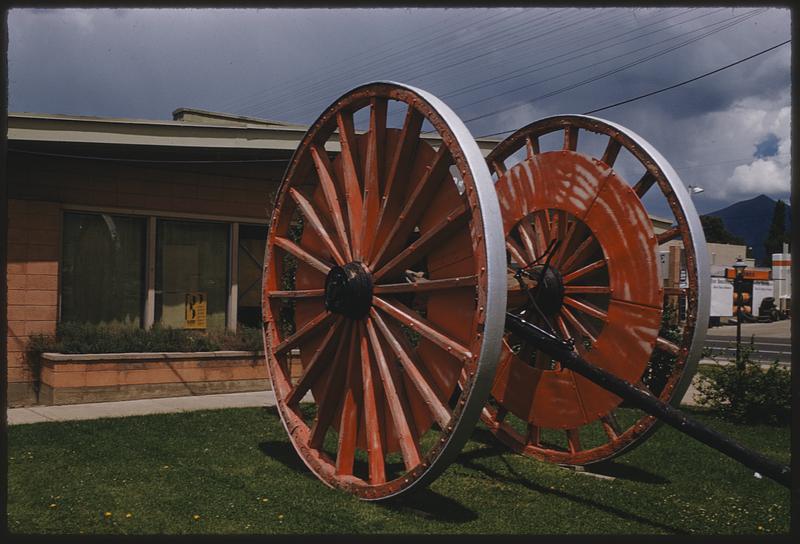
[262,82,506,500]
[482,115,709,465]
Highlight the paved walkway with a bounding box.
[8,364,723,425]
[707,319,791,339]
[7,390,290,425]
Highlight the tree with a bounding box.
[700,215,745,245]
[763,199,790,263]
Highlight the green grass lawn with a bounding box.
[7,405,790,535]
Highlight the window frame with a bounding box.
[60,204,268,332]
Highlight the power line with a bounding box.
[219,9,516,114]
[438,7,710,103]
[261,8,575,122]
[476,30,784,139]
[459,7,765,133]
[673,153,790,172]
[235,8,530,118]
[582,39,791,115]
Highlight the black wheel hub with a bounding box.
[527,265,564,317]
[324,261,374,320]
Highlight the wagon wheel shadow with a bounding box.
[468,427,669,484]
[454,429,687,534]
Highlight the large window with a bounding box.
[61,211,267,332]
[237,225,267,328]
[61,212,146,325]
[155,219,229,330]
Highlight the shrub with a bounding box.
[641,304,682,395]
[26,322,264,357]
[694,341,791,425]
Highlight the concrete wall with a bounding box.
[5,151,284,406]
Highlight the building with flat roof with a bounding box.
[5,108,500,406]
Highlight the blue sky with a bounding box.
[8,7,792,215]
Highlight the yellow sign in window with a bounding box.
[184,292,207,329]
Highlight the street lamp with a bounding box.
[688,185,705,195]
[732,257,747,368]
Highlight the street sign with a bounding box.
[710,277,734,317]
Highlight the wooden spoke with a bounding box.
[370,144,451,269]
[310,144,353,261]
[373,201,469,282]
[554,209,568,245]
[365,317,421,470]
[657,226,681,245]
[559,232,596,274]
[359,322,386,484]
[656,336,681,355]
[506,239,529,267]
[287,317,343,406]
[601,137,622,167]
[517,220,539,262]
[555,315,571,340]
[274,236,332,275]
[335,326,360,475]
[375,106,424,238]
[491,159,507,175]
[526,423,541,446]
[566,428,581,454]
[308,321,352,449]
[373,296,473,362]
[563,285,611,295]
[288,188,346,266]
[360,97,387,260]
[550,217,578,268]
[533,210,551,254]
[267,289,325,298]
[274,310,334,355]
[336,111,364,259]
[562,259,606,284]
[371,309,452,429]
[525,135,540,158]
[563,296,609,322]
[373,275,477,295]
[600,414,620,441]
[633,170,657,198]
[561,306,596,344]
[563,125,579,151]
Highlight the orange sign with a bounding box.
[724,268,771,280]
[184,292,207,329]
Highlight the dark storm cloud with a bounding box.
[8,6,791,211]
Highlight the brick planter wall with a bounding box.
[38,350,300,405]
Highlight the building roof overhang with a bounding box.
[7,112,502,156]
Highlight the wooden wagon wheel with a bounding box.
[482,115,709,465]
[262,82,506,500]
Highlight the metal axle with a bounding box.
[505,313,791,489]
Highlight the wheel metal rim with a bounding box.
[262,81,505,500]
[483,114,709,465]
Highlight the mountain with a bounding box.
[705,194,791,265]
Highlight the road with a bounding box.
[704,319,791,364]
